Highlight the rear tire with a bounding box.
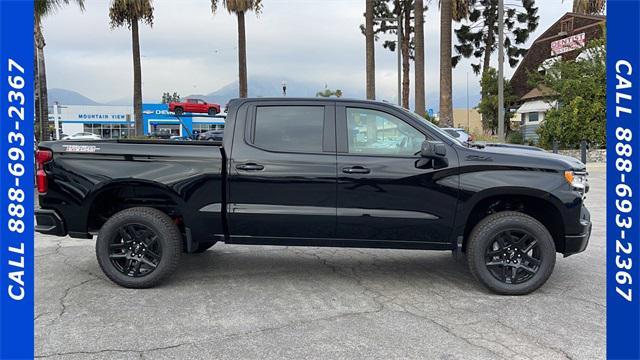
[174,107,184,115]
[96,207,182,288]
[467,211,556,295]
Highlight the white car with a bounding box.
[63,132,102,140]
[441,127,473,143]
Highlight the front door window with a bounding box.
[346,108,425,156]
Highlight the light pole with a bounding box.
[374,14,402,106]
[52,102,67,140]
[497,0,505,142]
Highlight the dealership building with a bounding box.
[50,103,225,139]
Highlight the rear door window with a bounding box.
[253,106,325,153]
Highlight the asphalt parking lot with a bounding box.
[35,164,605,360]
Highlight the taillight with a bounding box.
[36,149,53,194]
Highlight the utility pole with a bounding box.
[467,72,470,130]
[497,0,505,142]
[397,10,402,106]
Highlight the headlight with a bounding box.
[564,170,589,193]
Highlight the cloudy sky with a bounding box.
[43,0,572,109]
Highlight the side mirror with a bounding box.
[420,140,447,158]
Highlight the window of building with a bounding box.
[193,124,224,132]
[560,18,573,34]
[192,123,225,136]
[528,112,540,123]
[253,106,324,153]
[346,108,425,156]
[83,123,130,139]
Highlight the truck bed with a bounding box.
[37,139,226,246]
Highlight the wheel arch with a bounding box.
[85,180,189,234]
[458,187,567,253]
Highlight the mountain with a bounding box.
[187,76,365,105]
[103,96,133,106]
[47,88,101,106]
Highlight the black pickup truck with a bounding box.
[36,98,591,294]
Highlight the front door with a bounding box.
[227,101,337,240]
[336,104,459,244]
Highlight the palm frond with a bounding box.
[109,0,154,29]
[35,0,85,20]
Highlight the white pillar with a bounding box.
[53,102,60,140]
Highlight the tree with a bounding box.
[533,40,606,148]
[476,67,516,134]
[572,0,605,14]
[361,0,424,109]
[316,88,343,98]
[439,0,453,126]
[34,0,85,141]
[439,0,471,126]
[211,0,262,98]
[365,0,376,100]
[414,0,425,116]
[452,0,539,76]
[109,0,154,137]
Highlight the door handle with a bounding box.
[236,163,264,171]
[342,166,370,174]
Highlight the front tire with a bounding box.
[207,108,218,116]
[467,211,556,295]
[96,207,182,288]
[174,107,184,115]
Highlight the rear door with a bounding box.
[227,100,337,240]
[335,103,459,244]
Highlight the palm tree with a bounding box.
[572,0,605,14]
[34,0,85,141]
[365,0,376,100]
[439,0,471,126]
[414,0,425,116]
[109,0,154,137]
[439,0,453,126]
[211,0,262,98]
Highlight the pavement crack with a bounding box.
[40,278,99,326]
[36,342,192,359]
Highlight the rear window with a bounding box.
[253,106,324,153]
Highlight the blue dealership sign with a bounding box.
[0,0,35,358]
[607,1,640,359]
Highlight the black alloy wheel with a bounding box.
[484,229,541,284]
[108,223,162,277]
[96,207,182,288]
[467,211,556,295]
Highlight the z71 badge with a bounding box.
[62,144,100,153]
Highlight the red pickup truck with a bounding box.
[169,98,221,115]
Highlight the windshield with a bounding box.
[392,105,464,145]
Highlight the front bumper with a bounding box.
[35,209,67,236]
[563,206,591,257]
